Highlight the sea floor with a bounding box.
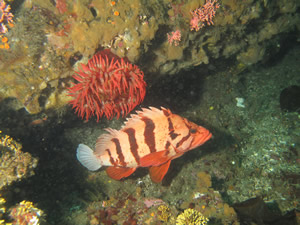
[0,43,299,224]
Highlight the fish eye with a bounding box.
[190,128,197,134]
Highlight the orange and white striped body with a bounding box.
[77,107,212,183]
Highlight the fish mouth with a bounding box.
[192,127,212,147]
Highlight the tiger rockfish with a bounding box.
[76,107,212,183]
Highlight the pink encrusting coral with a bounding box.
[190,0,220,31]
[167,30,182,46]
[68,49,146,121]
[0,0,13,35]
[55,0,68,14]
[143,198,165,208]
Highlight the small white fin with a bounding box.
[76,144,101,171]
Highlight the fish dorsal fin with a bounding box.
[106,167,136,180]
[95,128,120,155]
[149,160,171,183]
[139,150,170,167]
[122,107,167,129]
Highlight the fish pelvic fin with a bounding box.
[77,144,102,171]
[149,160,171,183]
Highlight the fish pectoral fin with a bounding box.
[106,167,136,180]
[139,151,170,167]
[149,160,171,183]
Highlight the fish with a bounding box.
[76,107,212,183]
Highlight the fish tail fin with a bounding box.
[76,144,102,171]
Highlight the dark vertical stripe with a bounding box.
[170,130,180,139]
[141,117,156,153]
[111,138,127,166]
[162,108,170,116]
[105,149,117,166]
[168,117,180,140]
[167,117,174,130]
[183,118,193,130]
[176,132,191,149]
[165,141,171,150]
[123,128,140,164]
[175,118,194,149]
